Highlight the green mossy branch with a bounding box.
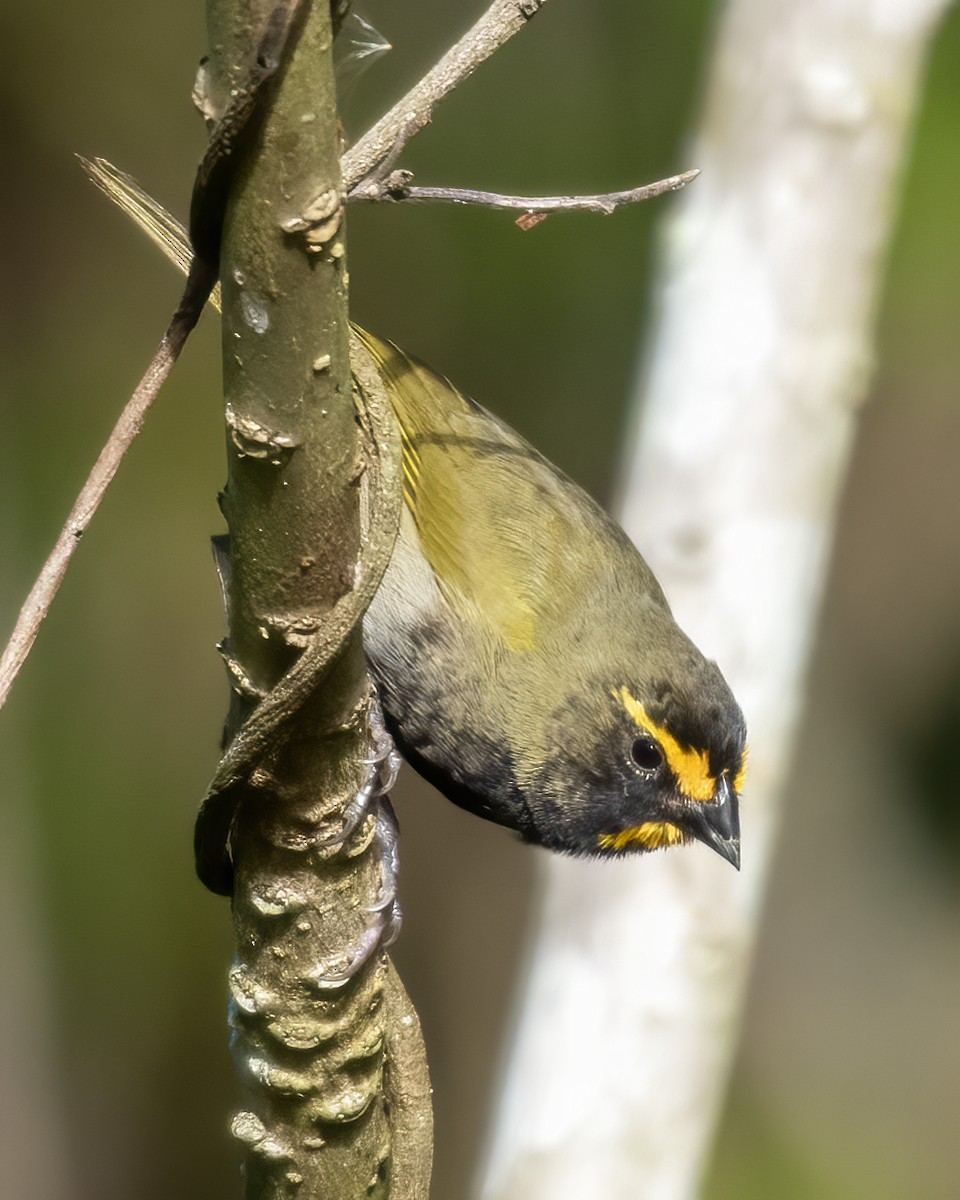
[203,1,431,1195]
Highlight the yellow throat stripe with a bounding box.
[616,686,716,802]
[598,821,686,853]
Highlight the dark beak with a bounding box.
[682,774,741,870]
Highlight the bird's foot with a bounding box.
[310,800,402,990]
[319,690,400,850]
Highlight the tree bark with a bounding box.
[204,2,431,1195]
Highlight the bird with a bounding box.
[82,158,746,873]
[356,328,746,868]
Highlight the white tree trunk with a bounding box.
[477,2,952,1198]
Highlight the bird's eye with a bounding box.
[630,736,663,773]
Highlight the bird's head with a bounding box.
[526,656,746,869]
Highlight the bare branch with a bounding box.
[342,0,552,191]
[0,0,305,715]
[349,168,701,216]
[201,1,435,1192]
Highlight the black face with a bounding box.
[378,642,745,871]
[526,674,745,869]
[608,676,745,866]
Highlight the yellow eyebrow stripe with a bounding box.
[598,820,687,853]
[733,745,748,794]
[616,687,716,802]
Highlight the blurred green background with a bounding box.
[2,2,959,1197]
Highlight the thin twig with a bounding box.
[342,0,552,191]
[349,169,701,215]
[359,120,421,189]
[0,270,211,712]
[0,0,303,714]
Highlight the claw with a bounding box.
[319,688,401,850]
[366,800,399,914]
[309,801,402,989]
[308,918,387,991]
[377,746,402,794]
[317,764,379,849]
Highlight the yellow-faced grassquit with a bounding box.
[87,161,747,874]
[355,329,746,869]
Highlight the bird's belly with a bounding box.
[362,525,531,835]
